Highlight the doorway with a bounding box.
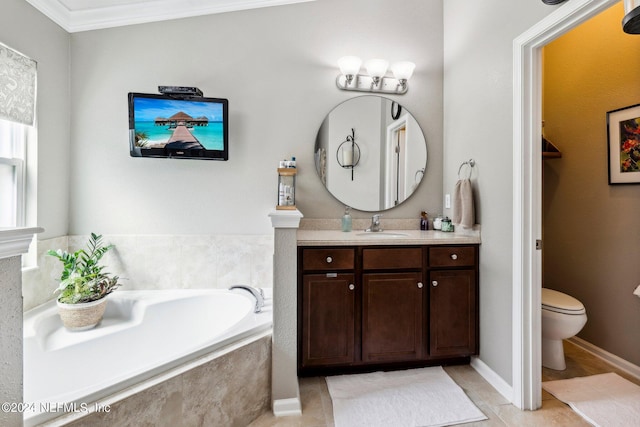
[385,118,408,207]
[512,0,618,410]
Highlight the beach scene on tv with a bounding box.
[131,96,225,158]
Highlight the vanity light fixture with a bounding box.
[336,56,415,95]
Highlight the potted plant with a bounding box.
[47,233,120,331]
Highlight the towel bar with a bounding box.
[458,159,475,179]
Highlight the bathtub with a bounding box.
[23,288,272,426]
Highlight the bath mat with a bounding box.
[543,372,640,427]
[325,366,487,427]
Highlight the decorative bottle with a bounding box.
[342,206,352,232]
[420,211,428,230]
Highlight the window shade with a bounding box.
[0,42,36,126]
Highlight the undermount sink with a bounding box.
[355,232,409,238]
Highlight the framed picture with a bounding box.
[607,103,640,184]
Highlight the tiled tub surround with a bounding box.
[22,234,274,311]
[20,234,274,425]
[64,333,271,427]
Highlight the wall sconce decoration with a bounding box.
[623,0,640,33]
[336,56,415,95]
[336,128,360,181]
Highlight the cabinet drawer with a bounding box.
[429,246,475,267]
[302,248,354,271]
[362,247,422,270]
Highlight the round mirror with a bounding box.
[314,95,427,211]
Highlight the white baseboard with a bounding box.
[272,397,302,417]
[567,337,640,381]
[470,356,513,402]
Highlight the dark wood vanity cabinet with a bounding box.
[300,248,356,368]
[428,246,478,358]
[301,273,356,366]
[298,244,479,375]
[361,247,424,363]
[362,272,424,362]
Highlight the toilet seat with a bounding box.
[542,288,585,315]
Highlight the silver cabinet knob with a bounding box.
[348,284,355,291]
[432,280,438,287]
[451,254,458,260]
[326,256,333,263]
[417,282,424,289]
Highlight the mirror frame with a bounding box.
[314,95,427,211]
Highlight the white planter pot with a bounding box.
[57,297,108,331]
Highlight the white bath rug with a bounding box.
[542,372,640,427]
[325,366,487,427]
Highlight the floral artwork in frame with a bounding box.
[607,103,640,184]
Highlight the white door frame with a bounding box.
[512,0,617,410]
[385,116,409,207]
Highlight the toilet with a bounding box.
[541,288,587,370]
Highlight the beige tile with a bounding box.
[251,345,619,427]
[444,365,511,408]
[493,399,590,427]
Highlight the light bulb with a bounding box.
[364,59,389,86]
[338,56,362,85]
[391,61,416,81]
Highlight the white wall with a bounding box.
[443,1,555,385]
[0,0,71,239]
[68,0,444,235]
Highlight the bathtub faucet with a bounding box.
[229,285,265,313]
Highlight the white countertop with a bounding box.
[297,228,481,246]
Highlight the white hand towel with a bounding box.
[453,179,475,228]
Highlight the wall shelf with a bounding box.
[543,137,562,159]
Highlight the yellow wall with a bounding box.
[543,2,640,366]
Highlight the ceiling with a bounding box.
[24,0,315,33]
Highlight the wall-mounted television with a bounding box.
[128,92,228,160]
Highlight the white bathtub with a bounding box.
[23,288,272,426]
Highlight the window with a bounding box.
[0,117,37,269]
[0,118,27,228]
[0,41,38,267]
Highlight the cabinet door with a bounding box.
[362,272,424,362]
[301,274,356,367]
[429,269,477,357]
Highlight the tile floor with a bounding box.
[249,340,640,426]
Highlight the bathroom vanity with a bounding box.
[296,229,480,376]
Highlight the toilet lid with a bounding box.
[541,288,585,315]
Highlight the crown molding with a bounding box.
[24,0,315,33]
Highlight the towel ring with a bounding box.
[458,159,475,179]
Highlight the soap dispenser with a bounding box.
[342,206,352,232]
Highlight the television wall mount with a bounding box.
[158,86,203,98]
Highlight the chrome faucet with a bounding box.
[229,285,265,313]
[366,214,383,232]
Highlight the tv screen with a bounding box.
[128,92,228,160]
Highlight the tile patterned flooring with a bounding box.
[249,340,640,426]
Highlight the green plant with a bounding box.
[47,233,120,304]
[135,131,149,147]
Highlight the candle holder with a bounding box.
[336,128,360,181]
[276,167,297,210]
